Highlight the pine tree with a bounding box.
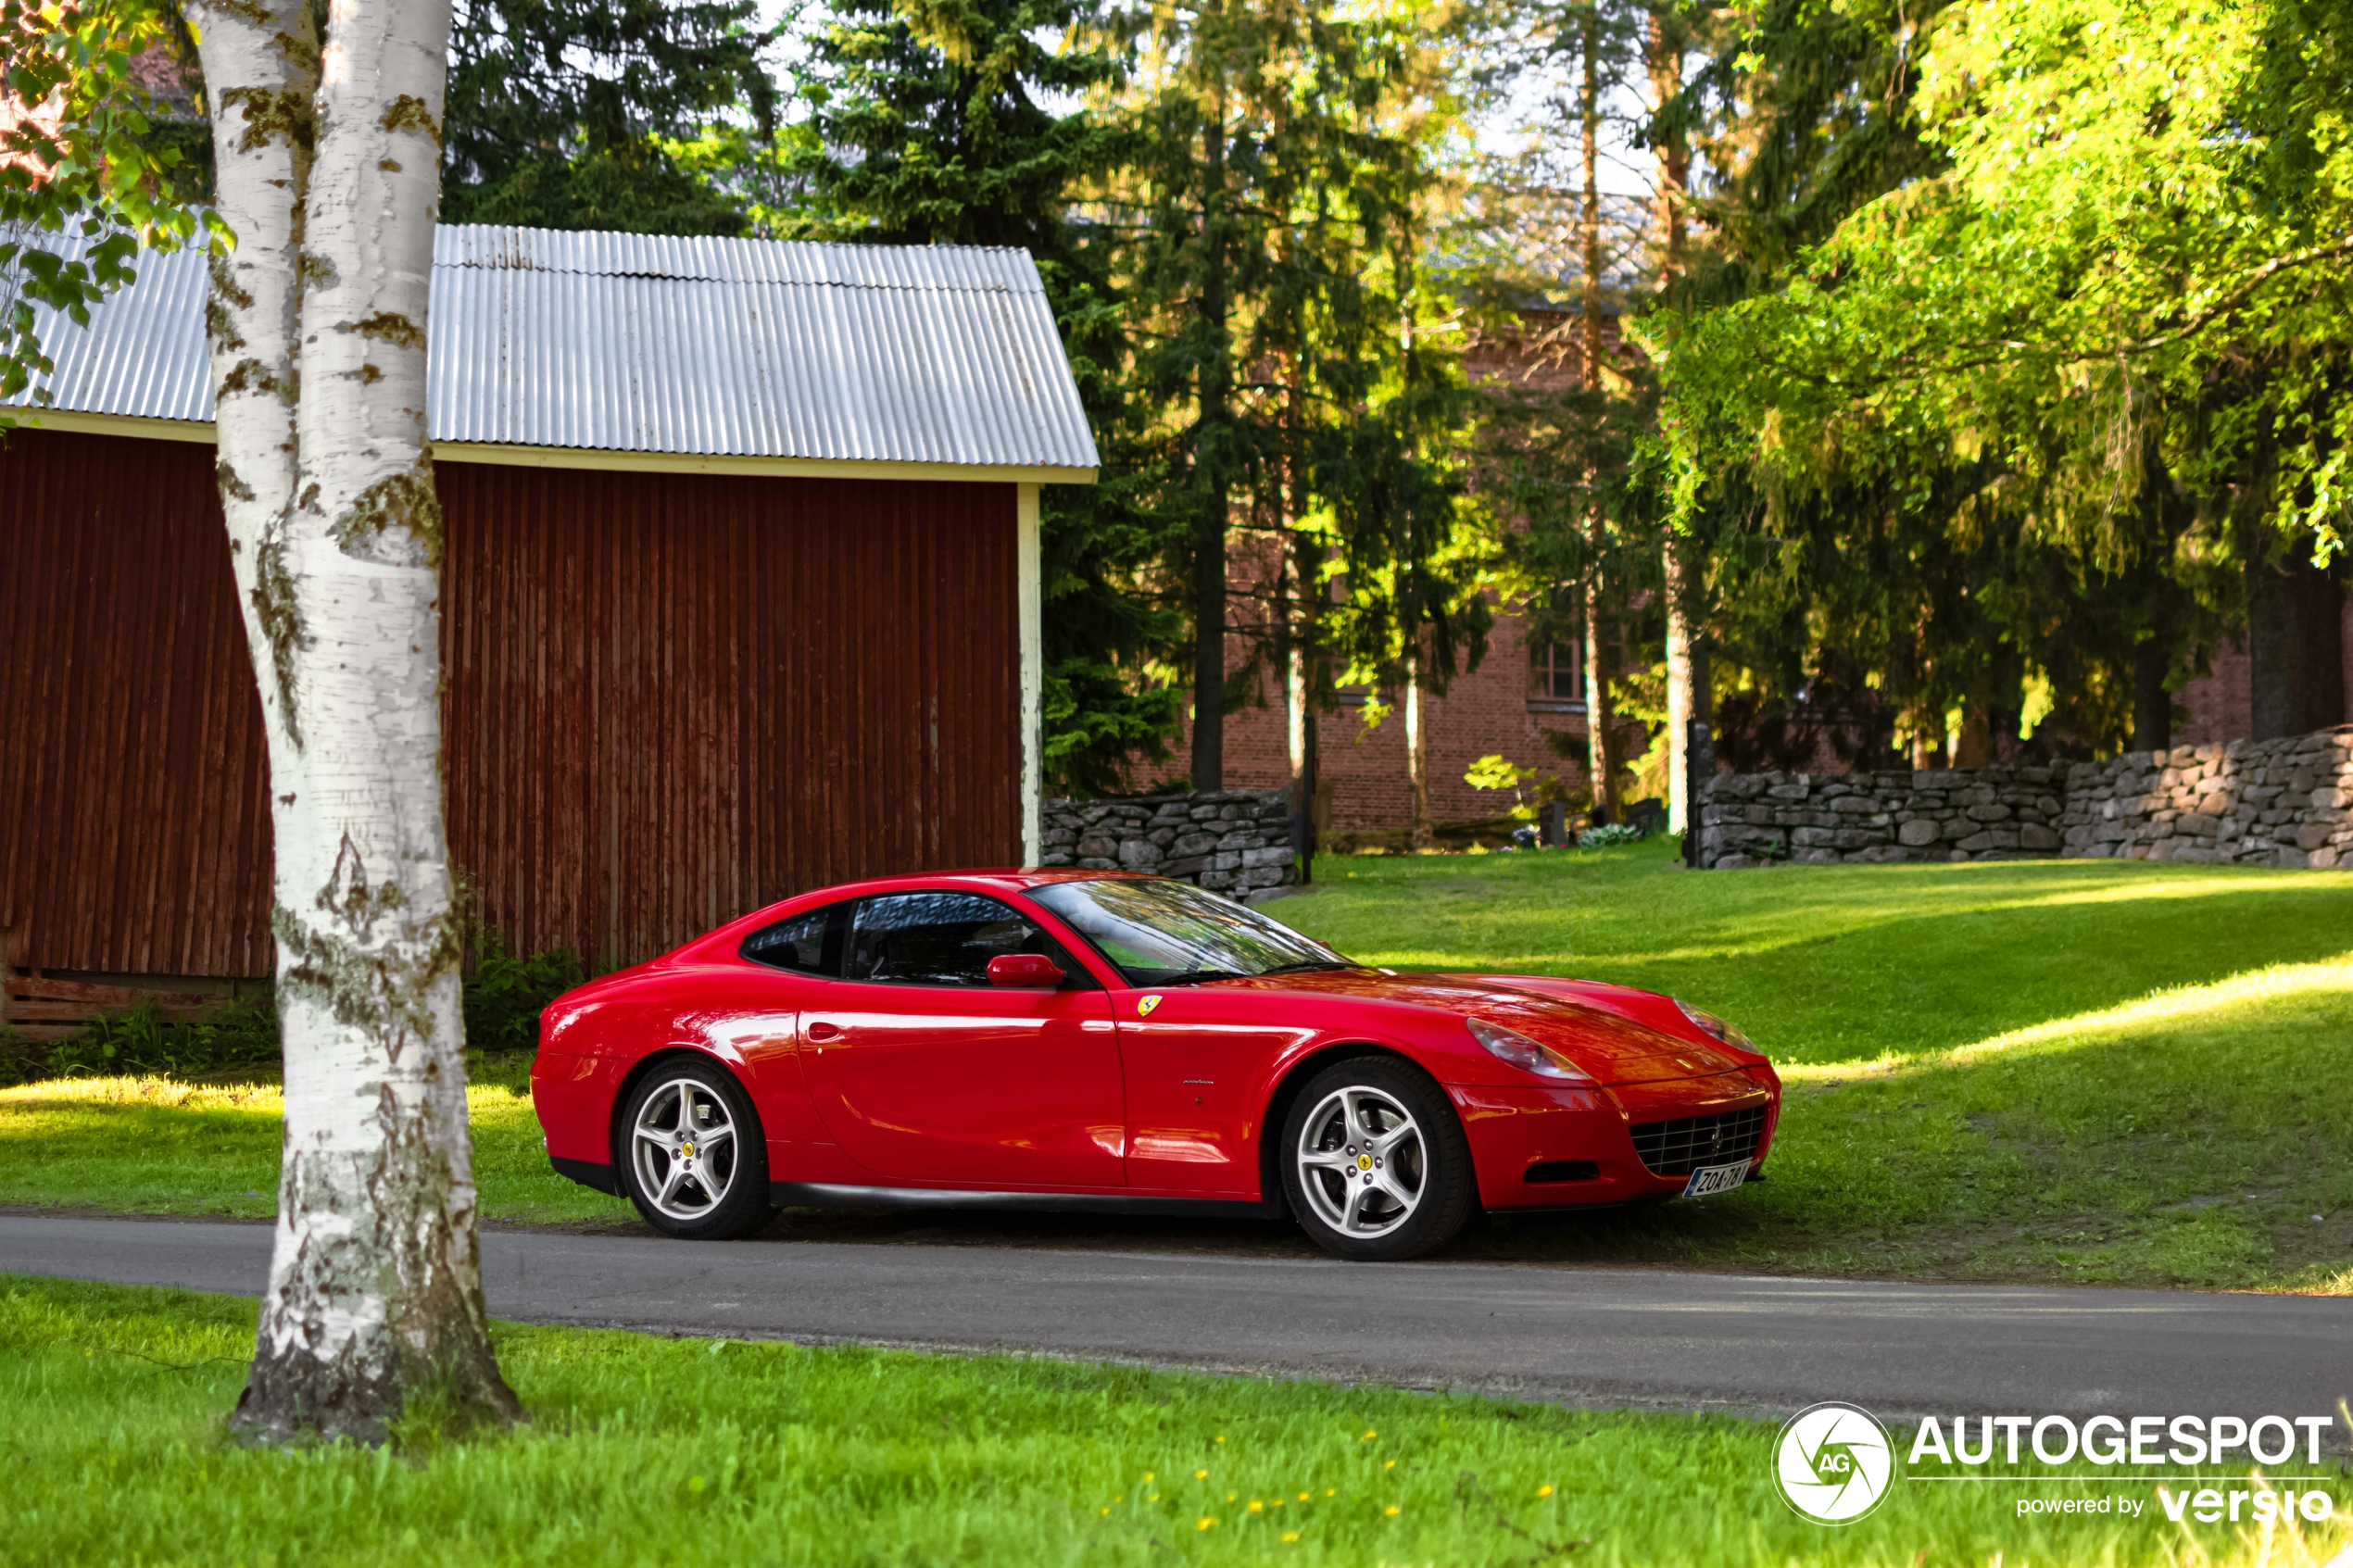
[441,0,777,234]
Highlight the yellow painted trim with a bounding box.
[8,408,1101,485]
[8,409,215,444]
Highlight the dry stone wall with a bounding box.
[1695,726,2353,870]
[1040,788,1299,894]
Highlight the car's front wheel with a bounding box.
[618,1058,775,1239]
[1279,1057,1474,1261]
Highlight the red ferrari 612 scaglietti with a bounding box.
[531,871,1780,1261]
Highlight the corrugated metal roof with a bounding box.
[6,225,1100,470]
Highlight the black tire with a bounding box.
[1278,1055,1475,1261]
[616,1056,774,1240]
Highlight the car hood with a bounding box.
[1213,969,1753,1086]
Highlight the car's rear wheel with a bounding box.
[619,1058,774,1239]
[1280,1056,1474,1261]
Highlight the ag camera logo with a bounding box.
[1776,1401,1897,1524]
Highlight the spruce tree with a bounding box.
[441,0,777,234]
[795,0,1187,797]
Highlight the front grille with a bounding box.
[1629,1106,1767,1177]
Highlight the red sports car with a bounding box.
[531,871,1780,1261]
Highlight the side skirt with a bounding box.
[770,1181,1280,1221]
[549,1156,623,1196]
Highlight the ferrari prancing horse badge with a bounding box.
[1137,994,1164,1018]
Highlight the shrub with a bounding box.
[0,933,585,1086]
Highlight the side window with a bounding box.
[741,903,845,976]
[845,892,1090,988]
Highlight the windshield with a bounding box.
[1026,878,1355,986]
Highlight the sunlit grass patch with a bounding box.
[6,1274,2345,1568]
[0,1061,630,1225]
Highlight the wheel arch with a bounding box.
[606,1045,761,1169]
[1256,1041,1458,1216]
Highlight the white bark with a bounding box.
[1666,536,1696,835]
[194,0,511,1442]
[1404,650,1431,848]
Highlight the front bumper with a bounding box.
[1447,1070,1777,1210]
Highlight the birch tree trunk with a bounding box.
[1649,6,1700,835]
[1582,578,1619,822]
[1403,650,1432,849]
[1578,6,1619,825]
[193,0,518,1445]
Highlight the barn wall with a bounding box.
[0,431,276,979]
[1,429,1022,989]
[439,461,1022,972]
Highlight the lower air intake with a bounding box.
[1629,1106,1768,1177]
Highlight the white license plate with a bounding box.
[1682,1160,1752,1198]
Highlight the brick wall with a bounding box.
[1172,606,1600,832]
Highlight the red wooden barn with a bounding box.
[1,226,1097,1034]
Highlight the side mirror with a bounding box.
[987,953,1064,988]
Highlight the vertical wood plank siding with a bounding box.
[0,431,277,975]
[2,431,1022,978]
[438,462,1021,972]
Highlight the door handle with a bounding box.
[805,1021,842,1043]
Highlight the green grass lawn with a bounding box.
[8,1273,2343,1568]
[6,843,2350,1288]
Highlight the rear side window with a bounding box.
[741,903,847,976]
[845,891,1090,988]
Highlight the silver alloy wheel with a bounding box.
[1295,1085,1427,1238]
[630,1077,739,1222]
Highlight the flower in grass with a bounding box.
[1249,1500,1264,1513]
[1198,1517,1217,1531]
[1385,1505,1401,1518]
[1144,1474,1154,1483]
[1227,1492,1238,1502]
[1101,1508,1111,1516]
[1537,1485,1554,1499]
[1215,1436,1227,1444]
[1384,1460,1395,1470]
[1195,1470,1209,1480]
[1325,1488,1337,1498]
[1298,1492,1311,1502]
[1282,1532,1301,1544]
[1362,1429,1377,1440]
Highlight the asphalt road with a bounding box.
[6,1215,2348,1428]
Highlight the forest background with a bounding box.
[10,0,2353,834]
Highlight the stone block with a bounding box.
[1076,835,1117,859]
[1792,826,1840,847]
[2297,820,2335,850]
[2020,822,2061,850]
[1830,796,1881,814]
[1712,853,1760,870]
[1241,845,1293,868]
[1898,819,1942,847]
[1967,802,2013,822]
[1118,839,1162,869]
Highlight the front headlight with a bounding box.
[1676,999,1759,1055]
[1466,1018,1594,1083]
